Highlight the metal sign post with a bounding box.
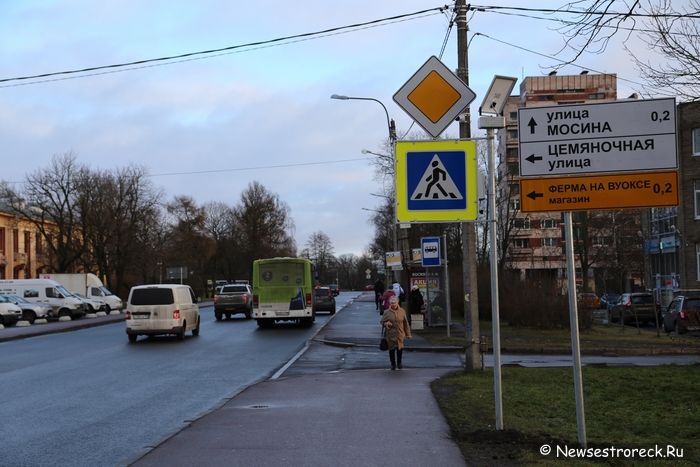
[564,211,587,447]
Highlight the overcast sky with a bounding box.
[0,1,666,256]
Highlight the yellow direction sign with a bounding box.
[395,140,478,222]
[393,56,475,138]
[520,171,678,212]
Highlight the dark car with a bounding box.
[609,292,656,325]
[214,284,253,320]
[600,293,620,311]
[313,287,336,314]
[328,284,340,296]
[663,294,700,334]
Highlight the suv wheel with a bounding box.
[24,310,36,324]
[178,321,186,341]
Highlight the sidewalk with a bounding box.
[131,292,467,467]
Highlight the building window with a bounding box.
[513,218,531,229]
[509,111,518,120]
[513,238,530,249]
[695,180,700,219]
[507,162,519,175]
[508,129,518,139]
[509,183,520,195]
[510,198,521,211]
[694,129,700,156]
[697,244,700,281]
[13,229,19,253]
[542,219,558,229]
[0,227,5,254]
[543,237,557,247]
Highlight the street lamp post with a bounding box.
[331,94,399,280]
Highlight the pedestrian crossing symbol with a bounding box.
[410,155,463,202]
[395,140,477,223]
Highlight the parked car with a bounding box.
[599,293,620,311]
[577,292,600,309]
[74,293,108,313]
[125,284,200,343]
[1,294,51,324]
[328,284,340,296]
[0,296,23,327]
[663,293,700,334]
[214,283,253,320]
[609,292,656,325]
[313,287,336,314]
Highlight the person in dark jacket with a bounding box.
[373,278,385,311]
[408,285,424,325]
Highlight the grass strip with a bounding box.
[432,365,699,466]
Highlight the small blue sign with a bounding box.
[407,151,466,211]
[421,236,441,267]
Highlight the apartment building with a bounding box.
[497,72,645,293]
[672,101,700,290]
[0,205,52,279]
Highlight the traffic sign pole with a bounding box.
[564,211,587,448]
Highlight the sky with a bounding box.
[0,1,669,257]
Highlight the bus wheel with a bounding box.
[257,319,273,329]
[300,317,313,328]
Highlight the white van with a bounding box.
[39,273,123,312]
[125,284,200,343]
[0,279,87,320]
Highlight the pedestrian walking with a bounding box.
[391,280,405,306]
[381,296,411,370]
[380,289,395,314]
[373,278,385,311]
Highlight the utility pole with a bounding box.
[456,0,481,371]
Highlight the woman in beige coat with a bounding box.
[381,296,412,370]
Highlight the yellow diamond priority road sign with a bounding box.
[394,56,475,138]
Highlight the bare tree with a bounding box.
[630,0,700,101]
[232,181,296,277]
[305,231,335,283]
[80,165,162,295]
[1,153,88,272]
[556,1,700,100]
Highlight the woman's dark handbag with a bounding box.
[379,326,388,351]
[379,336,388,351]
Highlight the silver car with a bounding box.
[2,294,51,324]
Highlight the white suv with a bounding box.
[125,284,200,343]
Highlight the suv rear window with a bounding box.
[130,288,174,305]
[222,285,248,293]
[631,295,653,305]
[684,298,700,311]
[314,288,330,297]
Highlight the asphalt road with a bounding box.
[0,293,355,467]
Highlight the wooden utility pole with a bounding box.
[456,0,481,370]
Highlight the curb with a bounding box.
[0,314,125,343]
[314,337,464,353]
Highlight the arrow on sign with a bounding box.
[525,154,543,164]
[528,117,537,134]
[527,191,543,200]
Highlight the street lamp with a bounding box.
[330,95,397,141]
[332,93,400,281]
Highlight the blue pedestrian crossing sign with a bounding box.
[395,140,477,222]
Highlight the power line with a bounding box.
[477,8,700,38]
[0,5,450,86]
[1,157,375,184]
[471,31,677,98]
[469,4,700,19]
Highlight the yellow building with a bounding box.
[0,208,53,279]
